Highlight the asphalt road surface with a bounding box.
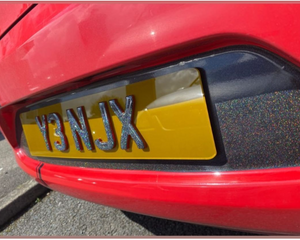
[0,135,32,200]
[0,191,258,236]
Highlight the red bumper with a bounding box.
[16,148,300,234]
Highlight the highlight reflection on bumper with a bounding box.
[16,147,300,234]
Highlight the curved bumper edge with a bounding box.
[14,148,300,234]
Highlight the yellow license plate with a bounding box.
[20,68,216,160]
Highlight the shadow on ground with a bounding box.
[122,211,258,236]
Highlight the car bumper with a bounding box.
[14,147,300,234]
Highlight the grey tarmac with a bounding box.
[0,132,48,226]
[0,191,257,236]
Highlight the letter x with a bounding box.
[109,96,146,150]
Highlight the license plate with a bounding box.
[20,68,216,160]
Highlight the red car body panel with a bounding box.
[2,4,300,107]
[0,3,32,36]
[1,3,300,234]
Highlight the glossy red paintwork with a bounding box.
[1,3,300,234]
[15,148,300,234]
[0,3,32,36]
[2,4,300,107]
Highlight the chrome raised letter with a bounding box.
[95,102,116,151]
[109,95,146,149]
[48,113,68,151]
[66,106,94,151]
[35,115,52,151]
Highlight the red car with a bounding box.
[0,3,300,234]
